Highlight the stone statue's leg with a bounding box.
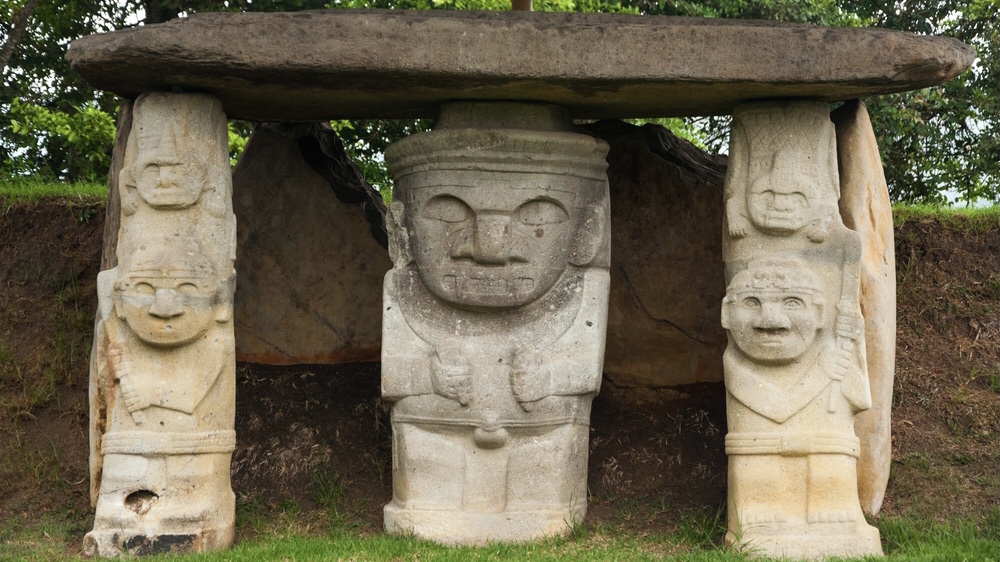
[505,424,588,515]
[390,423,467,511]
[84,92,236,558]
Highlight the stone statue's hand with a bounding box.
[726,199,750,239]
[805,216,832,243]
[431,340,472,406]
[510,348,551,411]
[835,310,864,341]
[827,343,854,383]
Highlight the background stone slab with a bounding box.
[232,124,390,365]
[66,10,974,121]
[833,100,896,517]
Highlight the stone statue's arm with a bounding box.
[829,229,872,412]
[380,270,434,402]
[724,125,751,239]
[510,269,608,409]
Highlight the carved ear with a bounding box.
[720,297,732,330]
[120,168,139,217]
[569,202,608,267]
[387,200,412,267]
[203,176,226,218]
[97,268,118,321]
[215,273,236,323]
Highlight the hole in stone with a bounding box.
[125,490,159,515]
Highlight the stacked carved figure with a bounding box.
[721,102,882,559]
[84,94,238,556]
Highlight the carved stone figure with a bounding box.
[721,102,882,559]
[85,93,236,557]
[381,102,610,544]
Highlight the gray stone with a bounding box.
[232,124,390,365]
[722,102,881,559]
[85,93,237,557]
[585,121,728,387]
[66,10,974,121]
[381,102,610,544]
[832,99,896,517]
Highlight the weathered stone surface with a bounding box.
[832,99,896,517]
[585,121,727,387]
[381,103,609,544]
[722,102,881,559]
[85,93,236,557]
[232,124,390,365]
[66,10,974,121]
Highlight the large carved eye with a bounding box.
[516,199,567,226]
[142,163,160,177]
[176,282,200,296]
[422,196,470,223]
[742,297,761,308]
[133,282,155,295]
[783,297,805,310]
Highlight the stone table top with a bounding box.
[66,10,974,121]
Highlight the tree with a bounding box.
[2,0,995,204]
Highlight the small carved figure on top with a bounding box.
[120,92,230,216]
[721,257,880,559]
[380,102,611,544]
[725,102,839,244]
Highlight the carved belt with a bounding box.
[102,430,236,455]
[725,432,860,457]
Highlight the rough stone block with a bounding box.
[832,99,896,517]
[232,124,390,365]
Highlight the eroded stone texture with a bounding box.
[832,100,896,517]
[722,102,882,559]
[585,121,727,387]
[65,10,975,121]
[85,93,236,557]
[381,103,610,544]
[232,124,390,364]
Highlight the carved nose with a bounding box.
[754,302,789,330]
[148,288,185,318]
[471,214,512,265]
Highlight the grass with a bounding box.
[0,511,997,561]
[892,203,999,233]
[0,178,107,207]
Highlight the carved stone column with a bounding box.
[721,102,882,559]
[84,93,237,557]
[381,103,610,544]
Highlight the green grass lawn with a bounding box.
[1,510,997,561]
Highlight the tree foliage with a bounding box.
[1,0,995,204]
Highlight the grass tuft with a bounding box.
[892,203,999,233]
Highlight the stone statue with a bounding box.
[85,93,236,557]
[721,102,882,559]
[381,102,610,544]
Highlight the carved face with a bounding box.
[115,249,221,347]
[406,179,579,310]
[133,152,206,209]
[723,266,824,365]
[747,171,814,234]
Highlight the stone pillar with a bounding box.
[381,102,610,544]
[721,101,882,559]
[84,93,237,557]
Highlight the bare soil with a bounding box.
[0,200,996,555]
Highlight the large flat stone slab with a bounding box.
[66,10,974,120]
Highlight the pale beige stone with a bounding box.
[232,124,390,365]
[381,103,610,544]
[833,99,896,517]
[65,11,974,121]
[85,93,236,557]
[722,102,881,560]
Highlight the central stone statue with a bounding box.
[381,102,611,544]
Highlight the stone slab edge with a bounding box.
[66,10,975,120]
